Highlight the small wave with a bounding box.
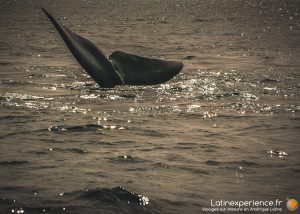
[0,201,70,214]
[226,160,258,167]
[68,81,97,90]
[151,161,208,175]
[27,150,49,155]
[182,55,196,60]
[64,186,149,206]
[3,79,34,85]
[35,147,88,155]
[142,130,167,138]
[48,124,101,132]
[48,125,67,132]
[55,106,90,114]
[200,144,219,149]
[109,155,135,162]
[79,93,136,100]
[49,147,88,155]
[68,148,87,154]
[14,206,68,214]
[0,115,32,120]
[80,94,101,99]
[267,150,288,158]
[48,123,127,133]
[3,93,45,101]
[197,92,241,100]
[107,155,148,164]
[260,78,279,83]
[177,166,208,175]
[152,162,169,169]
[0,160,29,166]
[119,93,136,99]
[28,74,49,78]
[205,159,259,169]
[205,160,220,166]
[193,18,210,22]
[0,61,12,66]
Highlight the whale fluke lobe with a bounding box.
[41,8,121,88]
[41,8,183,88]
[109,51,183,85]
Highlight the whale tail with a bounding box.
[109,51,183,85]
[41,8,183,88]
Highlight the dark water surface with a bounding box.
[0,0,300,213]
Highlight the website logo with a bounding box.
[287,198,298,212]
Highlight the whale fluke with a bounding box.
[41,8,183,88]
[41,8,122,88]
[109,51,183,85]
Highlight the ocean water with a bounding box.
[0,0,300,213]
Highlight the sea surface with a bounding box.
[0,0,300,213]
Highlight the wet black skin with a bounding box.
[42,8,183,88]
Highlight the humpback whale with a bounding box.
[41,8,183,88]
